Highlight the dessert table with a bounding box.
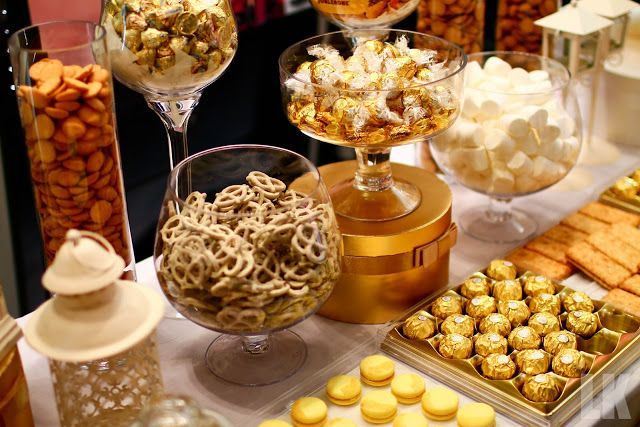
[16,143,640,427]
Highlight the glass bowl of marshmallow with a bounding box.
[430,51,581,243]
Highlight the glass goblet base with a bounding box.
[205,330,307,386]
[460,200,537,244]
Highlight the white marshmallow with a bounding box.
[529,70,550,82]
[477,98,502,120]
[465,60,486,88]
[460,147,490,172]
[514,131,539,156]
[460,170,492,192]
[515,175,540,193]
[449,149,468,171]
[483,128,515,160]
[518,106,548,130]
[556,114,576,138]
[533,156,564,185]
[432,129,457,152]
[491,168,515,194]
[499,114,529,138]
[539,123,561,144]
[484,56,512,77]
[462,92,483,119]
[478,77,511,92]
[539,137,564,162]
[457,120,485,148]
[508,67,530,86]
[507,151,534,176]
[561,136,581,162]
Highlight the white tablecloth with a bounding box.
[16,144,640,426]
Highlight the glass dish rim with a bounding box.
[8,20,106,54]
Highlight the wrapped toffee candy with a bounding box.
[439,333,473,359]
[563,291,595,313]
[612,177,640,199]
[565,311,599,338]
[402,311,436,340]
[498,300,530,327]
[431,295,463,319]
[481,354,516,380]
[441,314,475,337]
[515,349,550,375]
[529,293,561,316]
[479,313,512,337]
[461,275,492,298]
[486,260,517,281]
[528,312,561,337]
[522,374,562,402]
[552,349,586,378]
[522,275,556,297]
[508,326,541,351]
[475,333,508,357]
[492,279,523,301]
[466,296,497,319]
[544,331,578,355]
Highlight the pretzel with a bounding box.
[292,222,328,264]
[213,184,253,212]
[247,171,286,200]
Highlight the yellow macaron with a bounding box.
[360,355,395,386]
[421,387,459,421]
[391,373,426,404]
[393,412,428,427]
[457,402,495,427]
[360,390,398,424]
[290,397,328,427]
[326,375,361,406]
[326,418,357,427]
[259,421,293,427]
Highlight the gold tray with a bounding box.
[380,271,640,427]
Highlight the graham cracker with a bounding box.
[505,248,572,281]
[620,275,640,297]
[587,231,640,272]
[580,202,640,226]
[525,235,571,264]
[561,212,609,234]
[543,225,588,247]
[609,223,640,251]
[603,289,640,316]
[566,241,632,289]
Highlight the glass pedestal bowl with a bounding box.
[430,52,582,243]
[279,30,466,221]
[153,145,341,385]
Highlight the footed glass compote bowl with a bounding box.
[279,30,466,221]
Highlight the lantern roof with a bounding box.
[535,1,613,35]
[579,0,638,20]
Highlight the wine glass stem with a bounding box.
[354,148,393,192]
[242,335,270,354]
[486,197,514,224]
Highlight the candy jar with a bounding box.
[132,395,233,427]
[23,230,165,427]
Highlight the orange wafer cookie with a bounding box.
[609,223,640,251]
[603,289,640,316]
[525,235,571,264]
[505,248,572,281]
[566,241,632,289]
[586,231,640,272]
[561,213,608,234]
[580,202,640,226]
[543,225,588,246]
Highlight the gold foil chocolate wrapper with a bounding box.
[508,326,541,351]
[522,275,556,297]
[563,291,595,313]
[552,349,586,378]
[431,295,463,319]
[479,313,512,337]
[498,300,530,327]
[466,295,497,319]
[565,310,598,337]
[439,333,473,359]
[441,314,475,337]
[522,374,562,402]
[612,177,640,199]
[486,259,517,281]
[528,312,561,337]
[515,349,550,375]
[632,170,640,184]
[492,279,523,301]
[403,310,436,340]
[481,354,516,380]
[475,333,508,357]
[544,331,578,355]
[529,293,561,316]
[460,275,491,298]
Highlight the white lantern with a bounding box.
[578,0,639,50]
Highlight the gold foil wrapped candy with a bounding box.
[528,312,561,337]
[475,333,508,357]
[498,300,530,327]
[522,374,562,402]
[529,293,561,316]
[563,291,595,313]
[565,311,599,338]
[552,349,586,378]
[479,313,512,337]
[431,295,463,320]
[508,326,541,351]
[466,295,497,319]
[544,331,578,355]
[481,354,516,380]
[460,275,491,298]
[441,314,475,337]
[486,260,517,281]
[522,275,556,297]
[439,333,473,359]
[403,311,436,340]
[612,177,640,199]
[492,279,523,301]
[515,349,550,375]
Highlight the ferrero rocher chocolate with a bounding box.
[481,354,516,380]
[479,313,512,337]
[528,312,561,337]
[475,333,508,357]
[508,326,541,351]
[486,260,517,281]
[612,177,640,199]
[522,275,556,297]
[565,310,599,338]
[498,300,530,327]
[492,279,523,301]
[439,333,473,359]
[461,275,492,298]
[544,331,578,355]
[515,349,550,375]
[529,293,561,316]
[441,314,475,337]
[552,349,586,378]
[563,291,595,313]
[431,295,463,320]
[466,295,497,319]
[522,374,562,402]
[402,311,436,340]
